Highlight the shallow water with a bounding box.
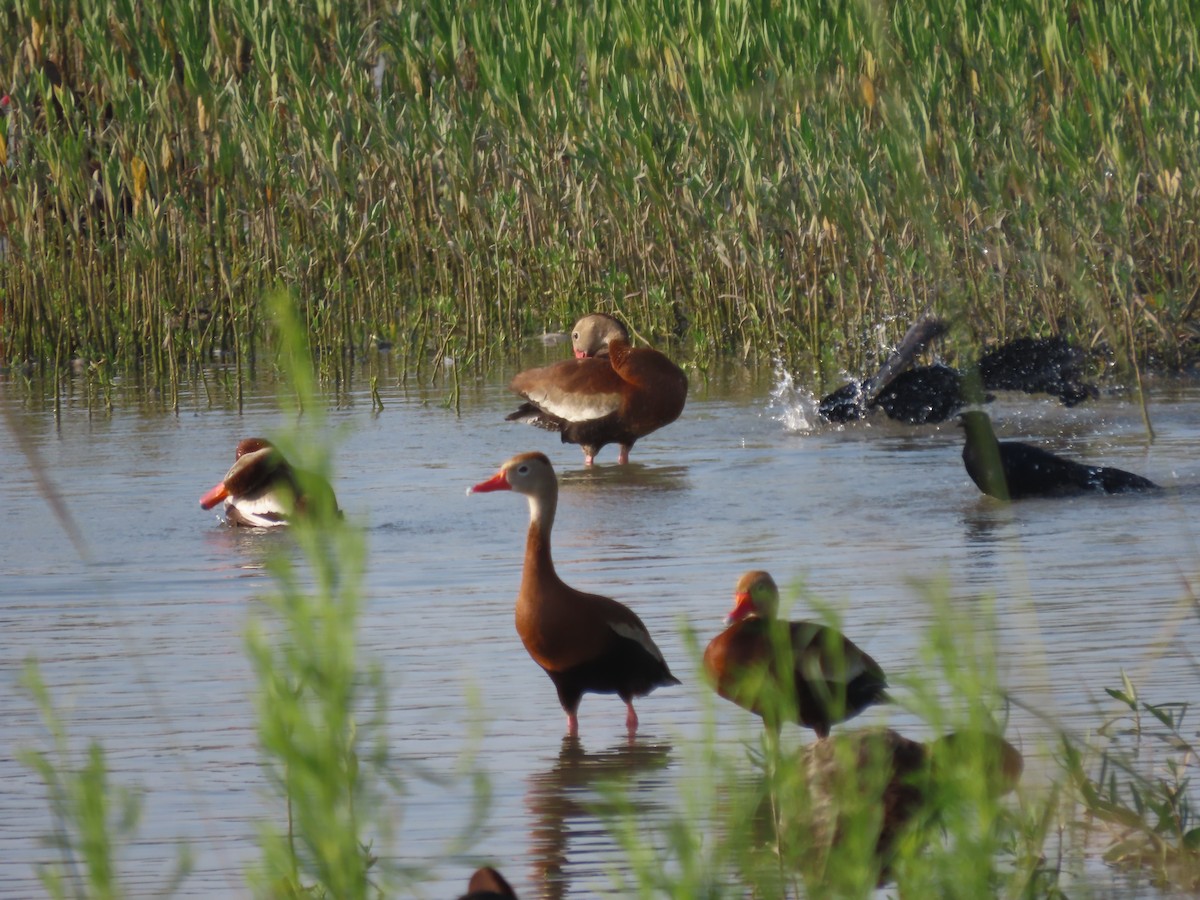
[2,356,1198,898]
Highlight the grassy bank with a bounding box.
[2,0,1198,398]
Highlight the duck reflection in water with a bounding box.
[525,735,672,899]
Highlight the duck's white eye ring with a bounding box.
[572,332,579,340]
[517,464,529,474]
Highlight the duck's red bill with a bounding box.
[724,592,756,625]
[469,472,511,493]
[199,482,229,509]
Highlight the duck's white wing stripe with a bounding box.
[610,621,666,664]
[523,386,621,422]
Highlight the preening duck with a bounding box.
[507,314,688,465]
[199,438,339,527]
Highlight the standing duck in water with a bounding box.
[199,438,339,527]
[506,314,688,465]
[703,571,889,738]
[958,410,1158,500]
[470,452,679,735]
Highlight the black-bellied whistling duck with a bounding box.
[797,728,1023,881]
[199,438,339,527]
[469,452,679,734]
[569,312,623,359]
[457,866,518,899]
[702,571,888,738]
[959,410,1158,500]
[506,314,688,465]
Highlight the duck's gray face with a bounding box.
[571,314,628,358]
[469,452,553,496]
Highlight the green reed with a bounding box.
[18,660,191,899]
[1,0,1197,398]
[1065,671,1200,890]
[245,289,488,896]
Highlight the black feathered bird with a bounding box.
[958,410,1158,500]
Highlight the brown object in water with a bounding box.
[703,570,889,738]
[507,314,688,465]
[469,452,679,734]
[458,866,518,899]
[199,438,339,527]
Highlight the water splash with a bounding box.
[767,358,822,433]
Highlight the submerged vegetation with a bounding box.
[2,0,1199,399]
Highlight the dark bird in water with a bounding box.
[819,315,1098,425]
[703,571,889,738]
[871,362,967,425]
[977,335,1098,407]
[458,866,518,899]
[819,314,949,423]
[958,410,1158,500]
[506,313,688,465]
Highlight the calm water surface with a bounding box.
[2,355,1199,898]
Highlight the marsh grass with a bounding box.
[1066,672,1200,890]
[19,660,191,899]
[244,290,490,896]
[2,0,1199,400]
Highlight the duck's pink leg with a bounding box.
[583,452,595,466]
[618,445,631,464]
[625,701,639,734]
[567,712,579,736]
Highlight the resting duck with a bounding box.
[799,728,1023,880]
[703,571,888,738]
[458,866,518,899]
[507,314,688,465]
[199,438,339,527]
[470,452,679,734]
[959,410,1158,500]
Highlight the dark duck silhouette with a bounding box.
[458,866,518,899]
[703,571,889,738]
[959,410,1158,500]
[820,313,1098,425]
[977,335,1097,407]
[819,314,949,423]
[506,314,688,465]
[469,452,679,734]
